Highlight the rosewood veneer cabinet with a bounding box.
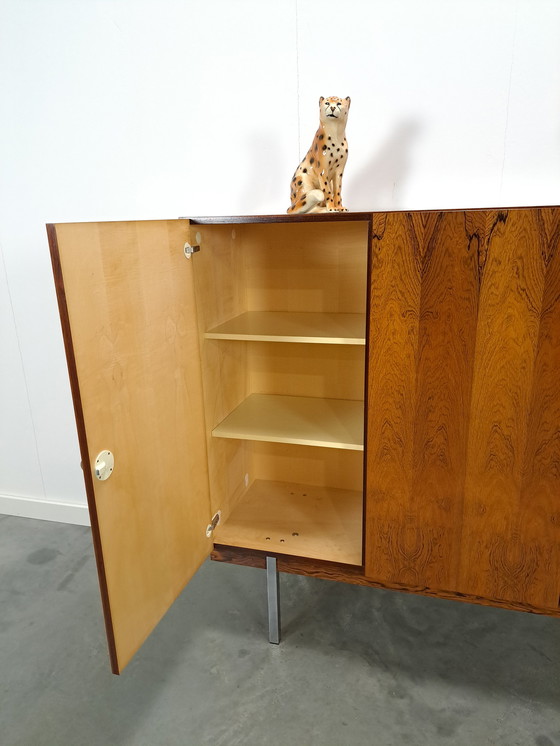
[48,207,560,674]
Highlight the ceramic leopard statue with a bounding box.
[288,96,350,214]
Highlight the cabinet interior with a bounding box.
[191,220,369,565]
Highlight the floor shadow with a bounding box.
[279,572,560,708]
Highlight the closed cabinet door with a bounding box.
[49,219,213,673]
[365,207,560,612]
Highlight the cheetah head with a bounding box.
[319,96,351,123]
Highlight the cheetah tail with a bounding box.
[287,189,324,214]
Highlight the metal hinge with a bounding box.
[184,242,200,259]
[205,511,221,538]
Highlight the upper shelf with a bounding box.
[212,393,364,451]
[205,311,366,345]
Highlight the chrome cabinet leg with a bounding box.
[266,556,281,644]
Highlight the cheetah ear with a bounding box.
[345,97,351,106]
[319,96,325,105]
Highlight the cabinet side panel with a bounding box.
[52,220,212,672]
[519,210,560,606]
[458,209,560,607]
[191,225,251,523]
[518,210,560,607]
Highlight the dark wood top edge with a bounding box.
[47,224,121,675]
[186,205,560,225]
[186,212,373,225]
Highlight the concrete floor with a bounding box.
[1,514,559,746]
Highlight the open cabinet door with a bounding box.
[48,220,213,673]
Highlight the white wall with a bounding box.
[1,0,559,524]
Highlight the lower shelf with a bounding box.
[213,479,363,566]
[212,393,364,451]
[205,311,366,345]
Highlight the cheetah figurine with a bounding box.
[288,96,350,214]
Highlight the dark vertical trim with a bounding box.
[360,215,375,568]
[47,224,120,675]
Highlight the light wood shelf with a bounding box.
[205,311,366,345]
[214,479,363,565]
[212,393,364,451]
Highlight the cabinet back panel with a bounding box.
[248,342,365,401]
[365,208,560,610]
[241,222,369,314]
[251,442,363,492]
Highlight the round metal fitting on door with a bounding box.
[94,450,114,481]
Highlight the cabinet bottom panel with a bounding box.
[212,479,362,565]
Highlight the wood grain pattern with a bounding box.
[211,544,560,618]
[519,210,560,600]
[459,209,560,606]
[365,208,560,610]
[366,211,439,586]
[51,220,213,673]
